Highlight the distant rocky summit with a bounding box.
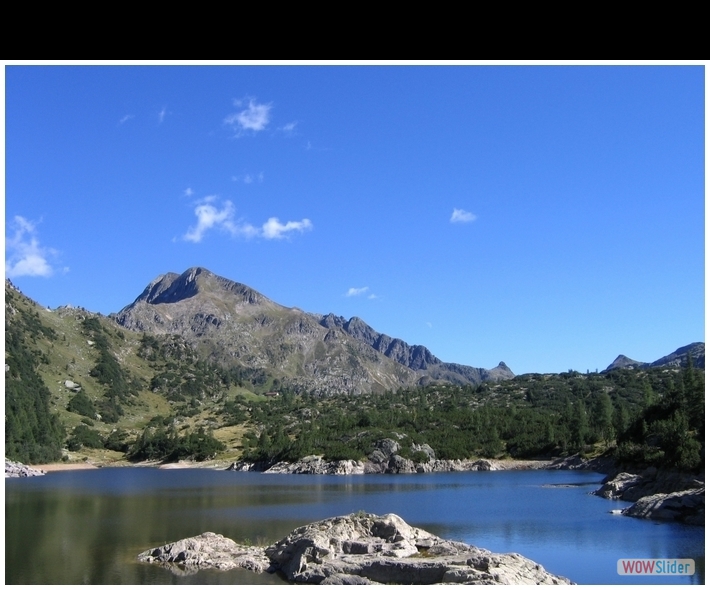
[138,512,571,584]
[605,342,704,372]
[112,267,514,395]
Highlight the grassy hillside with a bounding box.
[5,281,704,473]
[5,282,271,465]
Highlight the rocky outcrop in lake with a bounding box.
[138,512,571,584]
[620,488,704,526]
[5,459,45,478]
[594,468,704,526]
[137,532,270,575]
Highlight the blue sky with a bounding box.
[4,64,705,374]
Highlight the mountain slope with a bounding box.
[113,267,513,395]
[604,343,705,372]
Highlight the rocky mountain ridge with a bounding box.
[605,342,705,372]
[112,267,513,395]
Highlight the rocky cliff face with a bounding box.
[113,267,514,395]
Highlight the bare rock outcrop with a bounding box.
[593,468,704,526]
[5,459,45,478]
[138,513,571,584]
[621,488,704,526]
[137,531,270,574]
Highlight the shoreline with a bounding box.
[15,457,555,473]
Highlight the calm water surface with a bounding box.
[5,468,704,584]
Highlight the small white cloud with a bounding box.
[184,188,194,197]
[118,114,134,125]
[367,294,378,300]
[261,217,313,240]
[182,197,311,243]
[346,287,369,297]
[426,321,433,328]
[224,97,272,135]
[450,208,477,223]
[5,216,58,278]
[158,107,167,123]
[233,172,264,185]
[183,198,239,243]
[279,121,298,136]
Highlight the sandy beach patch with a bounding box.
[31,462,100,472]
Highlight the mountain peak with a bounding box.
[131,267,266,307]
[113,267,515,394]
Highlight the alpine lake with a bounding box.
[5,467,704,585]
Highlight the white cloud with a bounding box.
[183,197,312,243]
[158,107,167,123]
[261,217,313,240]
[224,98,272,135]
[5,216,57,278]
[279,121,298,136]
[184,187,194,197]
[450,208,477,223]
[118,114,134,125]
[367,294,378,300]
[183,198,240,243]
[346,287,369,297]
[234,172,264,184]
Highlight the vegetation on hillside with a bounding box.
[237,364,704,472]
[4,281,704,473]
[5,289,65,463]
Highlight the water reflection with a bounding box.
[5,468,703,585]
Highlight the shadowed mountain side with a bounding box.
[112,268,513,395]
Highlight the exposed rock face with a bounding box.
[621,488,704,526]
[593,468,704,526]
[113,268,514,395]
[137,531,270,574]
[593,468,703,502]
[593,472,643,500]
[5,459,45,478]
[138,513,571,584]
[320,313,515,384]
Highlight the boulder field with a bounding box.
[138,512,571,584]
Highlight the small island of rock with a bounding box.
[138,512,571,584]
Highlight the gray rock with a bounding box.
[5,459,45,478]
[593,472,642,500]
[622,488,704,526]
[137,531,270,573]
[138,513,571,584]
[264,512,570,584]
[592,470,704,526]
